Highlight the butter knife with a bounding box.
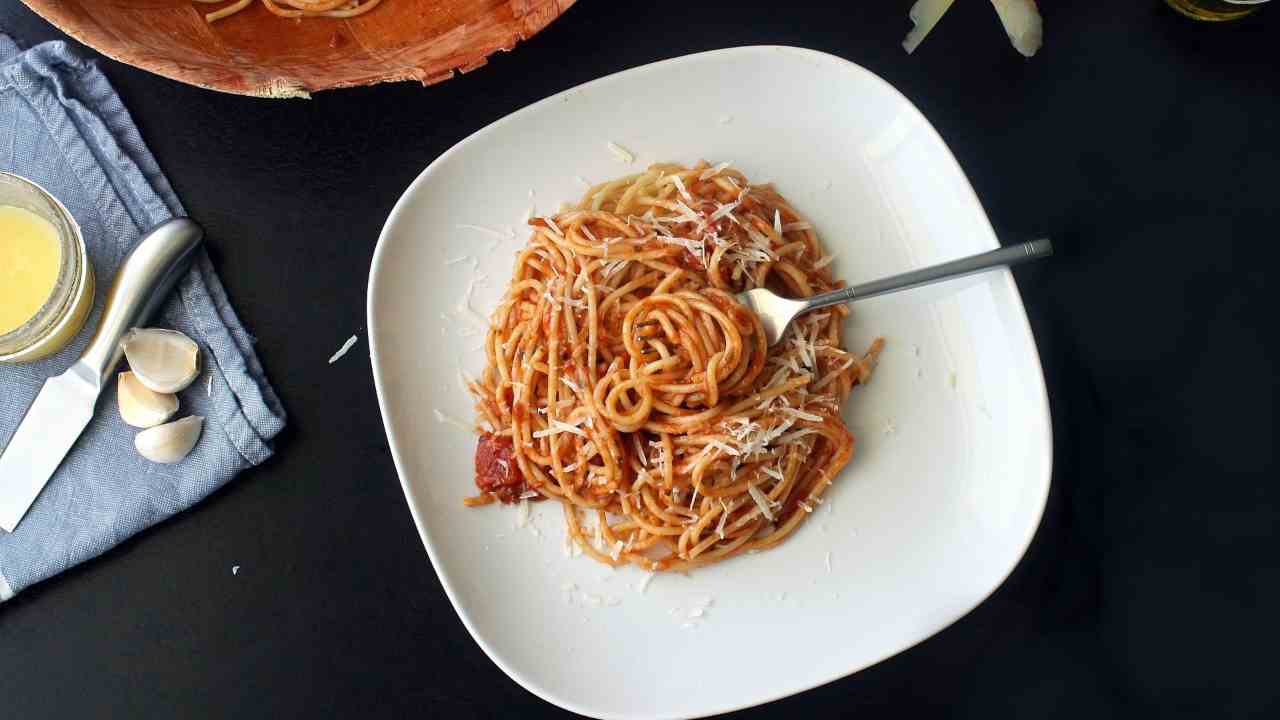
[0,218,204,533]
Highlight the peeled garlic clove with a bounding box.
[118,371,179,428]
[903,0,956,54]
[135,416,204,464]
[122,328,201,393]
[991,0,1043,58]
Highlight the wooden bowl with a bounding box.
[20,0,576,98]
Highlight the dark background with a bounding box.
[2,2,1277,718]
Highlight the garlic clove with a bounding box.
[134,415,204,464]
[991,0,1043,58]
[122,328,201,393]
[117,371,179,428]
[903,0,956,54]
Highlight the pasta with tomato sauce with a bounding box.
[194,0,384,23]
[466,162,883,571]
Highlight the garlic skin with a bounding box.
[122,328,201,394]
[135,416,204,464]
[117,371,179,428]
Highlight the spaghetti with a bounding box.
[467,162,883,572]
[193,0,384,23]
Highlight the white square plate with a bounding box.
[368,46,1051,719]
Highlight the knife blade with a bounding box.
[0,366,99,532]
[0,218,203,533]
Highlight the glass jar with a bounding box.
[0,172,95,363]
[1166,0,1270,21]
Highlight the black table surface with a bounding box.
[2,2,1278,718]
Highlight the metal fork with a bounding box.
[635,239,1052,349]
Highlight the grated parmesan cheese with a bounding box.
[433,409,471,432]
[774,428,817,445]
[709,200,740,223]
[747,482,775,521]
[672,175,693,203]
[699,162,732,181]
[781,407,824,423]
[328,335,358,364]
[636,572,654,594]
[600,259,630,279]
[456,223,514,241]
[670,200,702,226]
[607,141,635,163]
[706,439,740,457]
[532,418,587,438]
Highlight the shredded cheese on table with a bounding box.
[328,335,358,364]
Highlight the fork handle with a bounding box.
[802,238,1052,312]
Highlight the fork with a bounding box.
[636,239,1052,349]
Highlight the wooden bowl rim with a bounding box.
[19,0,576,99]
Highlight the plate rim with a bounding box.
[367,44,1054,720]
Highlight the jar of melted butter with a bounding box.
[0,172,94,363]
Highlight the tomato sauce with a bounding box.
[474,433,528,503]
[676,248,704,270]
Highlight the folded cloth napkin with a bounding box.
[0,36,285,601]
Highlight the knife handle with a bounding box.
[77,218,204,387]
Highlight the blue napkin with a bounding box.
[0,36,285,601]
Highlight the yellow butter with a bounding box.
[0,205,62,336]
